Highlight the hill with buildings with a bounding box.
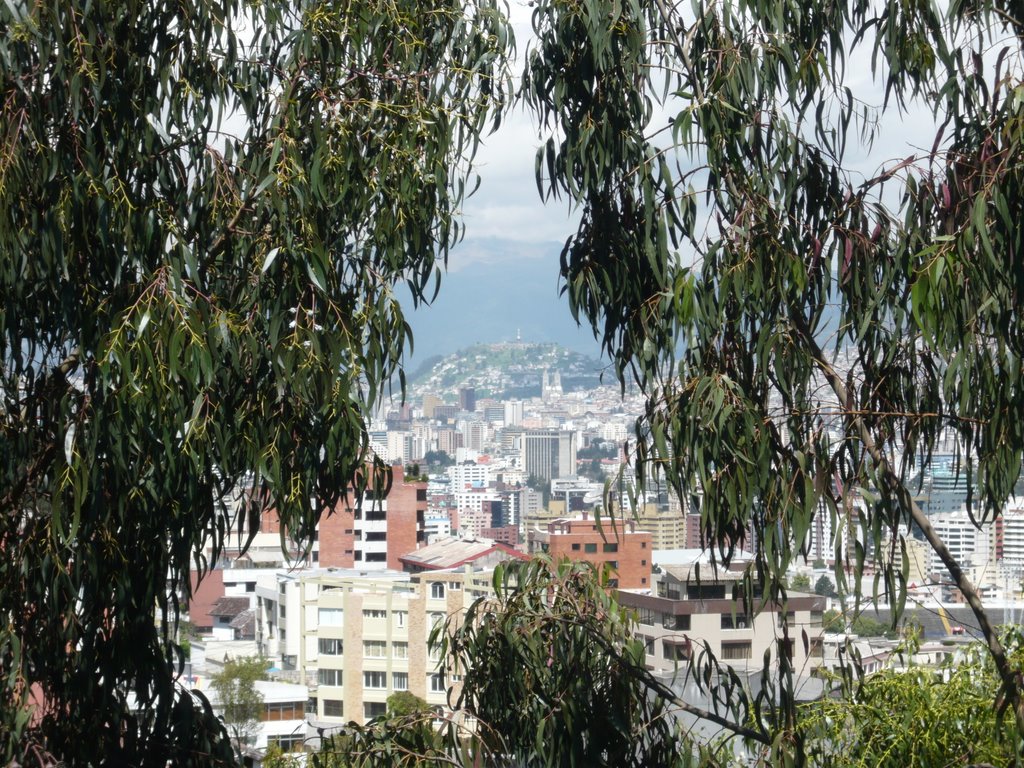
[407,341,609,400]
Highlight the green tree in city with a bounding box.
[522,0,1024,754]
[386,691,432,720]
[814,576,837,599]
[210,657,267,752]
[789,574,812,592]
[0,1,511,763]
[801,634,1022,766]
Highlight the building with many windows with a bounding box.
[522,429,577,482]
[297,568,496,726]
[617,559,826,675]
[528,513,653,589]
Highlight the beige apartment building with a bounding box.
[299,568,495,725]
[617,563,826,675]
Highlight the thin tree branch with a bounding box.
[794,315,1024,733]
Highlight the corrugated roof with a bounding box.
[208,596,251,617]
[399,536,505,569]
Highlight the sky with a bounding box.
[401,1,937,364]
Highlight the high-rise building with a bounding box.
[503,400,524,426]
[317,465,427,570]
[522,429,577,482]
[458,387,476,412]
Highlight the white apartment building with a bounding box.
[927,509,992,575]
[447,463,491,490]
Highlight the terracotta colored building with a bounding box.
[317,465,426,570]
[529,513,653,589]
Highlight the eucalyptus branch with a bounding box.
[795,314,1024,733]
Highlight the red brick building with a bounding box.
[318,464,426,570]
[529,513,653,589]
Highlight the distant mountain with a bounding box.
[408,341,608,401]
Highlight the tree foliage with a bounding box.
[0,0,511,762]
[813,575,837,598]
[435,558,716,767]
[522,0,1024,751]
[210,657,266,751]
[802,635,1022,766]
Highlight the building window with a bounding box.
[319,608,343,627]
[364,671,387,689]
[641,559,647,566]
[641,542,647,549]
[776,611,797,628]
[366,552,387,562]
[363,609,387,620]
[571,543,581,551]
[393,672,409,691]
[394,611,407,628]
[366,531,387,541]
[393,642,409,659]
[323,699,344,718]
[364,640,387,658]
[810,611,823,628]
[608,578,619,588]
[431,582,445,599]
[664,641,690,662]
[318,668,342,686]
[265,702,305,720]
[431,612,445,628]
[637,607,656,625]
[584,543,597,553]
[602,542,618,553]
[448,581,461,591]
[318,637,343,655]
[268,734,304,751]
[721,641,752,660]
[364,702,387,720]
[721,613,751,630]
[430,673,446,693]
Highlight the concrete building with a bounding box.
[528,514,653,589]
[522,429,577,482]
[297,568,497,726]
[617,560,826,675]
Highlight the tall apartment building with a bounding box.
[617,563,826,674]
[318,465,427,571]
[522,429,577,482]
[298,568,496,726]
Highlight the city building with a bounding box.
[296,568,497,726]
[522,429,577,482]
[316,465,427,570]
[617,559,826,675]
[528,513,653,589]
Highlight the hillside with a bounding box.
[407,342,607,401]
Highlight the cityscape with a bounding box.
[5,0,1024,765]
[177,339,1024,758]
